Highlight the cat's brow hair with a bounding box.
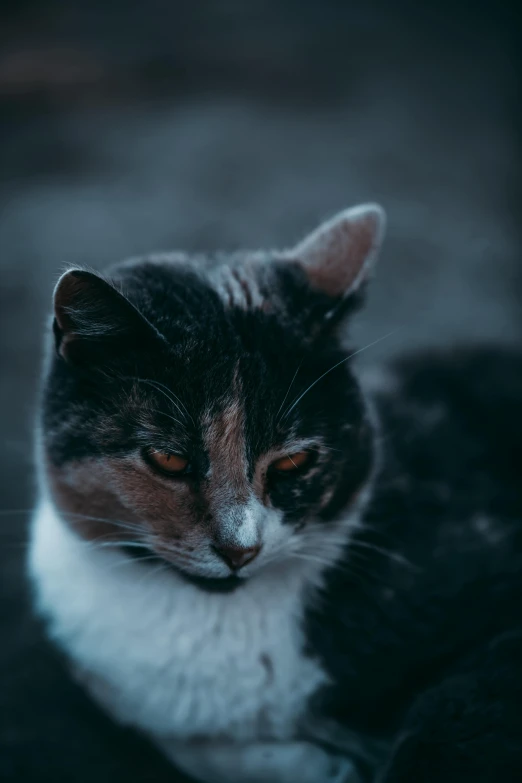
[282,329,402,421]
[133,378,194,426]
[275,359,305,422]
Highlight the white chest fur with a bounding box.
[28,503,328,744]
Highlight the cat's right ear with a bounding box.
[291,203,386,301]
[53,269,159,367]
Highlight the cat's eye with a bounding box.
[272,451,311,473]
[146,450,190,476]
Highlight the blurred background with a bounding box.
[0,1,520,780]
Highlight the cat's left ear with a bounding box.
[291,203,386,299]
[53,268,161,368]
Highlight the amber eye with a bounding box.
[146,450,190,476]
[272,451,311,472]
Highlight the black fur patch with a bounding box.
[305,348,522,781]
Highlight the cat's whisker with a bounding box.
[348,540,420,572]
[142,379,192,419]
[287,551,393,599]
[354,523,407,545]
[344,550,401,586]
[319,559,393,617]
[287,551,371,584]
[275,360,305,423]
[287,551,336,568]
[152,541,201,559]
[135,561,173,586]
[0,508,35,516]
[84,541,196,575]
[148,408,185,428]
[133,378,194,427]
[256,550,289,569]
[101,553,164,573]
[86,540,147,552]
[60,513,146,535]
[297,527,419,572]
[282,328,403,421]
[145,547,196,567]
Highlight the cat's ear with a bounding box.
[53,269,158,366]
[291,203,386,299]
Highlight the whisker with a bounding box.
[344,549,400,586]
[282,328,402,421]
[0,511,146,543]
[355,522,406,546]
[148,408,185,428]
[288,552,392,612]
[85,540,146,552]
[153,541,201,558]
[275,360,304,422]
[297,526,418,572]
[257,552,283,569]
[61,514,145,535]
[134,378,194,426]
[288,552,335,568]
[102,553,164,573]
[348,540,420,571]
[287,551,374,586]
[135,561,172,585]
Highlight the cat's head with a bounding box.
[41,204,385,588]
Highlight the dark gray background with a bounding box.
[0,1,520,779]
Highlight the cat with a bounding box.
[28,203,522,783]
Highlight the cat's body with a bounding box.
[29,206,522,782]
[308,349,522,780]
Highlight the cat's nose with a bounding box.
[213,544,261,571]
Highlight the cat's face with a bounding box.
[42,204,385,587]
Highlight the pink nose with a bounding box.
[214,544,261,571]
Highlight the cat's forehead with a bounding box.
[113,253,306,378]
[113,251,283,334]
[136,355,288,449]
[110,256,358,435]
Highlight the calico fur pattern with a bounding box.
[29,207,522,782]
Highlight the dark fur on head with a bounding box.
[41,205,385,586]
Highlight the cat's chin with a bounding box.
[179,572,246,593]
[119,543,247,592]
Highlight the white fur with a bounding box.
[29,500,351,780]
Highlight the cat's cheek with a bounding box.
[44,454,210,555]
[105,460,203,530]
[43,457,147,542]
